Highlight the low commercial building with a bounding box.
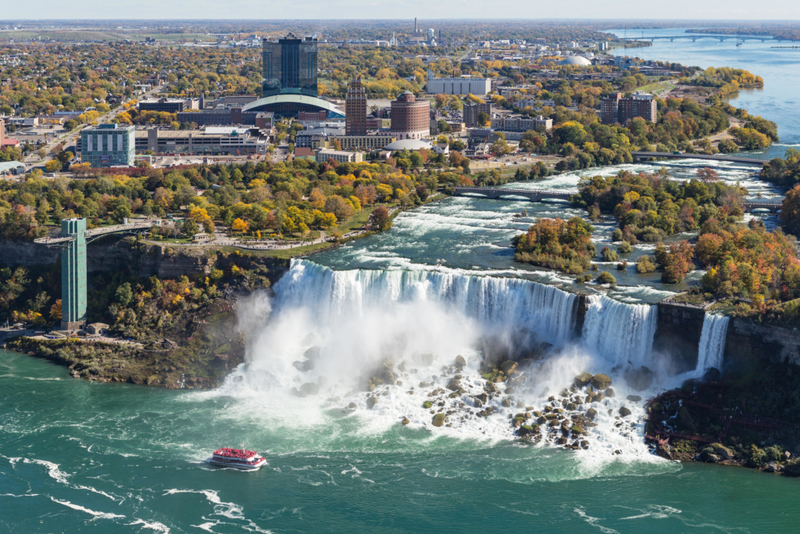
[425,71,492,96]
[295,127,345,148]
[176,108,273,128]
[315,148,363,163]
[335,135,396,151]
[80,123,135,167]
[491,114,552,132]
[0,161,26,176]
[133,127,267,155]
[138,98,201,113]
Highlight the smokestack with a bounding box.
[415,18,417,34]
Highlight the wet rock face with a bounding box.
[590,374,612,390]
[432,413,446,427]
[574,372,593,388]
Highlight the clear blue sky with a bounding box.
[2,0,798,20]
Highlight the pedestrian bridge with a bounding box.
[453,187,575,201]
[34,219,161,246]
[632,152,766,166]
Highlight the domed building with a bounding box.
[558,56,592,67]
[383,139,432,152]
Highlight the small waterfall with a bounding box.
[274,259,579,346]
[696,314,730,374]
[581,295,657,368]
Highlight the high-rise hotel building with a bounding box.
[262,33,318,97]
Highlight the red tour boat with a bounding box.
[208,447,267,471]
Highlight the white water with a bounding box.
[274,259,579,346]
[696,314,730,374]
[216,260,677,463]
[581,295,658,369]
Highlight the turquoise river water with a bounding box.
[3,30,800,533]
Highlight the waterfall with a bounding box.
[581,295,657,369]
[274,259,579,346]
[696,314,730,374]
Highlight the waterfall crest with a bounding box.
[581,295,657,368]
[696,314,730,373]
[275,259,579,346]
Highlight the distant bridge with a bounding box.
[34,219,160,247]
[632,152,766,166]
[621,35,771,43]
[452,187,574,202]
[453,186,780,213]
[744,200,782,212]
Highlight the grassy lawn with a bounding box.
[637,82,676,94]
[339,206,380,233]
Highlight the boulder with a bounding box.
[626,395,642,402]
[455,355,467,368]
[699,447,721,463]
[432,413,446,427]
[624,366,655,391]
[574,372,593,388]
[618,406,631,417]
[485,381,497,393]
[586,408,598,420]
[446,377,461,391]
[590,374,612,390]
[501,398,512,407]
[518,425,533,436]
[500,361,518,375]
[605,387,616,398]
[402,417,410,425]
[366,396,378,410]
[710,443,735,460]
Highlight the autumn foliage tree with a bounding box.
[513,217,596,274]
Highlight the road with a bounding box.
[23,84,166,170]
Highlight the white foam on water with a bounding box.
[127,519,171,533]
[574,506,621,534]
[23,458,70,485]
[50,497,125,520]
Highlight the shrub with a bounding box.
[601,246,618,262]
[597,271,616,285]
[617,241,632,254]
[636,255,657,274]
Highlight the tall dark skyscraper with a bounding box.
[262,33,318,97]
[345,77,367,136]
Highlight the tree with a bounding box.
[477,111,490,127]
[115,283,133,307]
[697,167,719,183]
[231,218,249,234]
[371,205,392,231]
[182,218,199,238]
[490,138,511,156]
[781,184,800,236]
[45,159,62,173]
[49,299,62,322]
